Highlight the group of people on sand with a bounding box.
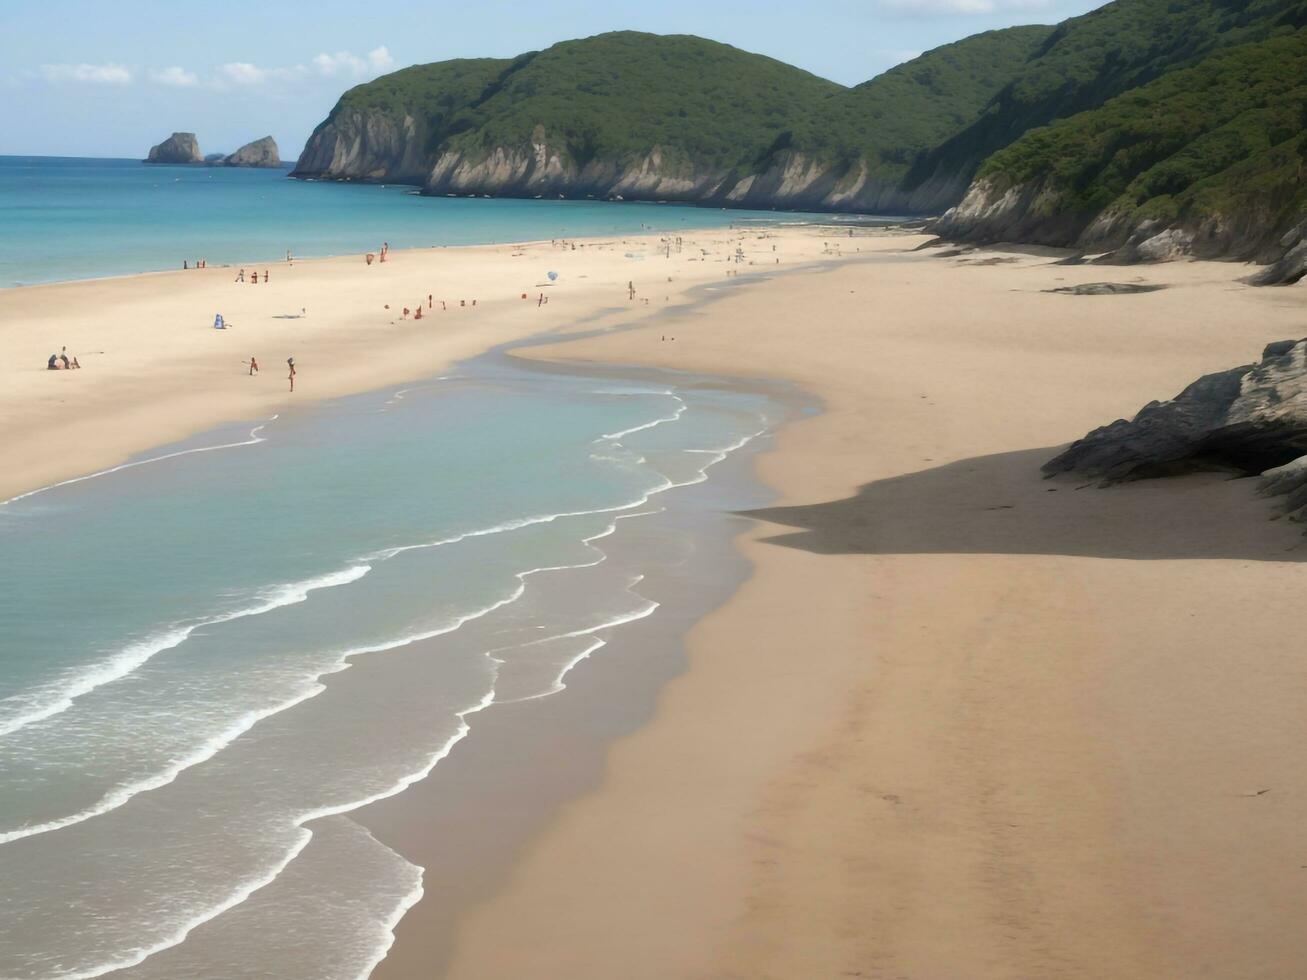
[46,346,80,370]
[234,269,270,284]
[394,294,470,319]
[365,242,391,266]
[243,355,296,391]
[183,259,208,270]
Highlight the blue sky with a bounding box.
[0,0,1105,160]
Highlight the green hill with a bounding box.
[796,26,1053,184]
[294,29,1053,210]
[904,0,1307,195]
[968,29,1307,253]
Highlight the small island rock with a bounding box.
[145,133,202,164]
[222,136,281,169]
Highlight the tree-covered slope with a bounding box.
[796,26,1053,184]
[293,29,1053,210]
[905,0,1307,195]
[436,33,844,174]
[935,29,1307,259]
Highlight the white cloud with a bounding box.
[150,66,198,87]
[876,0,1055,12]
[311,45,394,77]
[216,47,392,88]
[312,51,366,75]
[217,61,300,86]
[40,62,132,84]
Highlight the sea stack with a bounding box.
[222,136,281,168]
[145,132,202,164]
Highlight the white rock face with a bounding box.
[293,114,962,214]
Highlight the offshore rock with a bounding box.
[222,136,281,168]
[145,132,202,164]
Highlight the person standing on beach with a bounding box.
[287,357,295,392]
[249,356,258,376]
[235,269,245,283]
[264,270,270,283]
[252,271,259,285]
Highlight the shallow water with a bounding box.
[0,156,871,286]
[0,343,798,978]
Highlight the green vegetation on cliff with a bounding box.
[797,26,1053,181]
[975,29,1307,246]
[905,0,1307,192]
[437,33,845,173]
[301,28,1055,190]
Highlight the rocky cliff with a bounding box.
[291,108,437,183]
[931,27,1307,280]
[221,136,281,168]
[145,132,202,164]
[291,30,1043,215]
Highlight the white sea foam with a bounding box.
[10,390,771,977]
[598,393,687,441]
[0,564,371,742]
[0,416,278,508]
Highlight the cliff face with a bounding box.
[222,136,281,168]
[292,109,436,183]
[298,119,966,215]
[145,133,202,164]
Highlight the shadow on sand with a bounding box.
[744,447,1307,562]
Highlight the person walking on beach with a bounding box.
[287,356,296,392]
[264,270,270,283]
[251,270,259,284]
[249,356,259,376]
[235,269,245,283]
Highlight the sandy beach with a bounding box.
[425,244,1307,978]
[8,228,1307,978]
[0,225,858,503]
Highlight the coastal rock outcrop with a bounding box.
[145,132,202,164]
[291,109,439,184]
[1044,339,1307,484]
[221,136,281,168]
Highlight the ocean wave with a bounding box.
[597,393,687,441]
[0,564,371,742]
[0,416,278,509]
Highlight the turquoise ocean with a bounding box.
[0,155,853,287]
[0,157,823,977]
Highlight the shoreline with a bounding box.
[0,224,894,504]
[420,245,1307,979]
[8,226,1307,978]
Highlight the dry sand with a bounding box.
[430,244,1307,979]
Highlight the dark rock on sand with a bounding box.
[145,132,202,164]
[1044,338,1307,483]
[1245,224,1307,286]
[1046,282,1167,295]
